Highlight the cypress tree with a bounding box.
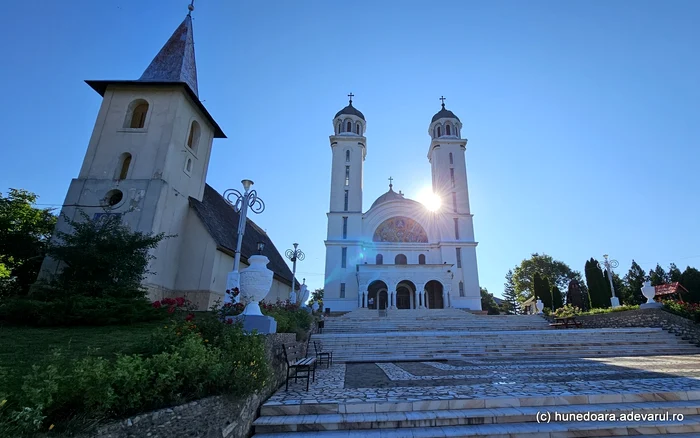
[551,285,563,310]
[585,258,609,308]
[534,273,552,310]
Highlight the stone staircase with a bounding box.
[322,308,551,333]
[253,309,700,437]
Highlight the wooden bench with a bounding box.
[313,341,333,368]
[282,344,316,391]
[551,317,583,329]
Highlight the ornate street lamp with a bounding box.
[600,254,620,308]
[285,243,305,304]
[222,179,265,304]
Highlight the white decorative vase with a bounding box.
[640,280,661,309]
[311,301,319,312]
[536,299,544,315]
[239,255,273,316]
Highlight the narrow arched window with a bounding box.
[187,121,201,152]
[449,152,453,164]
[345,150,350,162]
[116,153,132,180]
[186,158,192,173]
[395,254,407,265]
[376,254,383,265]
[125,99,149,129]
[446,124,451,135]
[355,124,360,134]
[437,126,442,137]
[347,121,352,132]
[337,122,341,134]
[459,281,465,297]
[419,254,426,265]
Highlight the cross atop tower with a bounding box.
[439,96,446,108]
[348,92,354,104]
[388,176,393,189]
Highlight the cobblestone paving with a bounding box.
[264,354,700,407]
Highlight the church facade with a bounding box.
[38,9,298,309]
[323,99,482,312]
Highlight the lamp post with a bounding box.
[601,254,620,308]
[285,243,305,304]
[222,180,265,304]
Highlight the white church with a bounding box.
[322,98,482,312]
[38,8,300,309]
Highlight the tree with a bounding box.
[649,264,668,286]
[0,188,56,294]
[502,269,520,314]
[512,253,584,302]
[585,258,610,308]
[668,263,682,283]
[681,267,700,303]
[621,260,646,305]
[311,288,324,307]
[42,211,167,299]
[551,285,563,310]
[533,273,552,310]
[480,287,500,315]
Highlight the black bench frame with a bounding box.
[282,343,316,391]
[313,341,333,367]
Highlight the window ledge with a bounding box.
[118,128,148,133]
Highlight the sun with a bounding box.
[417,187,442,212]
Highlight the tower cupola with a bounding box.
[429,96,462,140]
[333,93,366,136]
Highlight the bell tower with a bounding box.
[323,95,367,311]
[38,5,226,300]
[428,97,481,310]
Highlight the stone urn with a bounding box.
[239,255,273,316]
[640,280,661,309]
[536,299,544,315]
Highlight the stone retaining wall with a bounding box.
[571,308,700,346]
[71,332,298,438]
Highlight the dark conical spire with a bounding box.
[139,14,199,96]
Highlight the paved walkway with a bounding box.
[265,354,700,409]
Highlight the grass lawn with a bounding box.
[0,321,164,397]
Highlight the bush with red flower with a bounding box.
[663,300,700,323]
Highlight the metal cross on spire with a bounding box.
[388,176,393,189]
[187,0,195,15]
[439,96,446,108]
[348,92,354,104]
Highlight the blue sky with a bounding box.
[2,1,699,298]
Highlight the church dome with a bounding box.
[431,104,460,123]
[335,101,365,121]
[370,186,405,209]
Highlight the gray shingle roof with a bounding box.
[189,184,298,289]
[139,14,199,97]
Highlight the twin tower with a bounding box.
[323,97,482,312]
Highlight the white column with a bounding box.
[424,290,429,309]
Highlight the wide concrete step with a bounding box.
[254,416,700,437]
[254,400,700,433]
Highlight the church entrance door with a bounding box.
[379,290,388,310]
[426,280,444,309]
[396,287,411,309]
[368,280,388,310]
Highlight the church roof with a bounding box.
[85,13,226,138]
[139,14,199,96]
[189,184,299,289]
[431,104,460,123]
[370,187,406,209]
[335,101,365,121]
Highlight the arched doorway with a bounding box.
[368,280,388,310]
[396,280,416,309]
[426,280,444,309]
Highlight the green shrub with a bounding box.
[0,317,268,434]
[663,300,700,322]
